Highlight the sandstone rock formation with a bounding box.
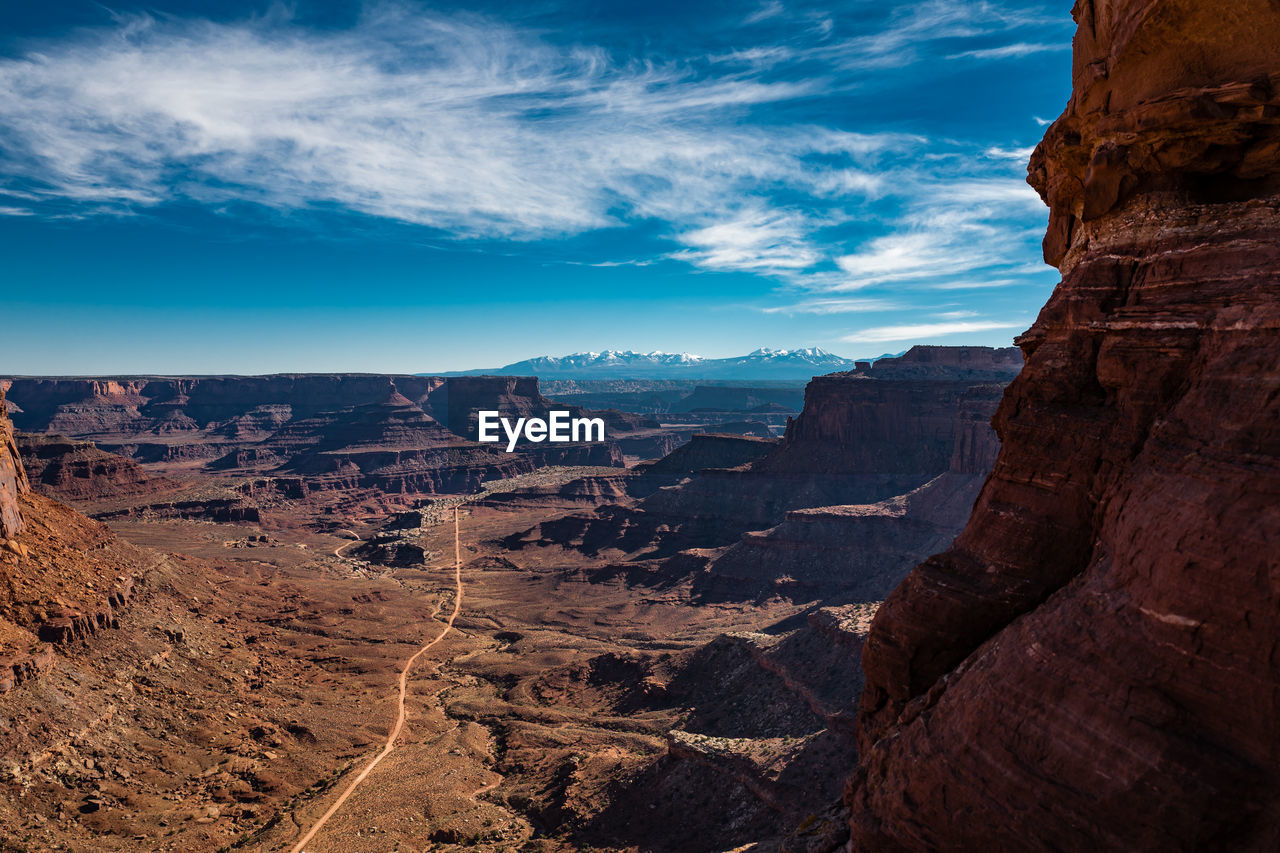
[631,350,1019,538]
[510,350,1019,580]
[0,389,28,539]
[843,345,1021,381]
[695,385,1004,603]
[2,375,626,498]
[16,433,165,502]
[847,3,1280,849]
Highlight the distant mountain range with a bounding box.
[432,348,901,380]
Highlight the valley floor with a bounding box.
[0,478,858,853]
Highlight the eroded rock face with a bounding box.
[694,386,1005,604]
[847,2,1280,849]
[1031,0,1280,269]
[3,375,627,496]
[16,433,163,501]
[0,389,29,538]
[634,433,781,477]
[849,345,1021,381]
[637,369,1011,538]
[513,354,1018,586]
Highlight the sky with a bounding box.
[0,0,1075,374]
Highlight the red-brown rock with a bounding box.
[16,433,165,501]
[0,388,28,539]
[2,375,626,497]
[694,386,1005,604]
[847,2,1280,850]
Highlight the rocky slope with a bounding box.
[0,389,27,540]
[847,3,1280,849]
[0,388,149,695]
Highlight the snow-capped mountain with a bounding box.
[506,351,709,374]
[437,348,878,380]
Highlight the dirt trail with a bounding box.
[289,508,465,853]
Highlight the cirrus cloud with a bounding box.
[841,319,1028,343]
[0,0,1069,301]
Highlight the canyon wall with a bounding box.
[16,433,163,502]
[847,1,1280,849]
[761,377,974,477]
[851,345,1021,381]
[2,375,626,495]
[695,385,1004,604]
[640,352,1019,535]
[512,350,1018,572]
[0,389,29,539]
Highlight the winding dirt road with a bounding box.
[290,507,465,853]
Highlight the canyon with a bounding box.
[0,346,1018,851]
[3,2,1274,848]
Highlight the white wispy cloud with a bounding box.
[761,297,902,315]
[0,6,919,277]
[841,319,1026,343]
[671,209,822,273]
[0,1,1066,289]
[827,176,1048,290]
[983,145,1037,161]
[948,42,1069,60]
[744,1,787,26]
[927,278,1022,290]
[816,0,1064,71]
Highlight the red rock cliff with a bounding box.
[16,433,164,502]
[0,389,29,538]
[847,1,1280,849]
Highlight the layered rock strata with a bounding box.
[3,376,626,497]
[847,2,1280,849]
[0,388,28,539]
[3,374,624,456]
[842,345,1021,381]
[637,351,1018,537]
[16,433,164,501]
[509,351,1017,568]
[694,386,1004,603]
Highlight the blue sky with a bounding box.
[0,0,1073,374]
